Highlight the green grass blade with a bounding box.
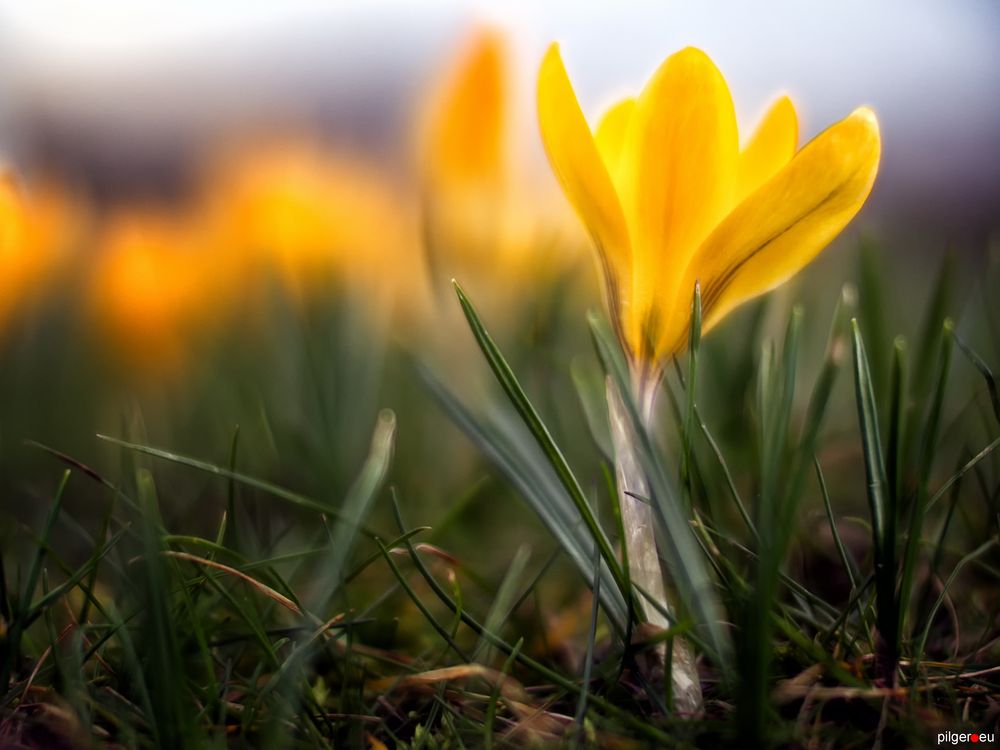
[224,425,242,551]
[484,637,523,750]
[312,409,396,612]
[927,434,1000,512]
[20,470,71,616]
[914,537,998,668]
[570,357,613,461]
[25,526,128,625]
[930,452,968,579]
[851,319,889,557]
[815,457,858,591]
[572,545,602,746]
[134,469,193,747]
[421,365,630,631]
[899,319,954,642]
[452,283,629,609]
[97,434,381,536]
[815,456,876,645]
[739,307,803,743]
[376,535,470,662]
[954,332,1000,427]
[912,252,956,401]
[784,287,854,518]
[694,405,755,540]
[473,544,530,665]
[774,308,805,539]
[858,238,890,397]
[681,282,703,504]
[887,338,908,514]
[2,470,71,692]
[850,319,897,676]
[393,509,673,746]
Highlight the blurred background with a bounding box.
[2,0,998,233]
[0,0,997,569]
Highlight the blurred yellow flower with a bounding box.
[538,45,881,372]
[424,29,506,201]
[0,174,80,336]
[200,136,418,310]
[421,30,583,303]
[88,210,217,376]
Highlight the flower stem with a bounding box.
[606,374,703,714]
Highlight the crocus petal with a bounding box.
[0,178,26,328]
[616,47,739,359]
[694,107,881,337]
[737,95,798,202]
[426,30,506,187]
[594,97,635,178]
[0,174,21,248]
[537,44,631,332]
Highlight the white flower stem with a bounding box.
[606,372,703,714]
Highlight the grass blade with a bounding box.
[313,409,396,612]
[681,282,703,505]
[97,434,384,538]
[912,253,956,401]
[954,332,1000,428]
[0,470,71,693]
[850,318,898,679]
[899,320,954,644]
[452,282,629,611]
[887,338,908,514]
[421,365,630,631]
[572,545,602,746]
[858,238,890,397]
[914,537,998,667]
[473,544,531,665]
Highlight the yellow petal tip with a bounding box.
[538,44,565,91]
[851,106,880,129]
[674,45,711,60]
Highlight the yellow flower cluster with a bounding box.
[0,30,879,380]
[2,149,424,377]
[0,30,577,377]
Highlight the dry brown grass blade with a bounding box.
[20,622,76,703]
[773,663,824,706]
[163,550,302,615]
[390,543,463,569]
[776,683,913,702]
[940,665,1000,681]
[366,664,563,734]
[778,659,1000,708]
[367,664,527,703]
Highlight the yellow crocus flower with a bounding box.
[88,209,218,376]
[421,30,584,305]
[424,29,506,203]
[537,45,881,377]
[200,136,419,314]
[0,174,80,336]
